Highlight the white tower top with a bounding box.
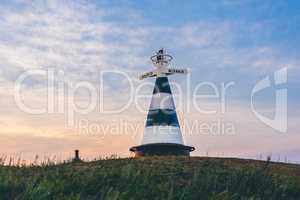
[139,48,188,80]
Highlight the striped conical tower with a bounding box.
[130,49,195,157]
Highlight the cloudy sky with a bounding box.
[0,0,299,163]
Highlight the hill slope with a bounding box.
[0,156,300,200]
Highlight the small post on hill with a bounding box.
[73,149,82,163]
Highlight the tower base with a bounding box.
[130,143,195,157]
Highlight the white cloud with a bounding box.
[0,0,149,84]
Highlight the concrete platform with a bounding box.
[130,143,195,157]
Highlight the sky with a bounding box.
[0,0,299,163]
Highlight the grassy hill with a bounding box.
[1,156,300,200]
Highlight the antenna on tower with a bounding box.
[150,48,173,66]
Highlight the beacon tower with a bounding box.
[130,49,195,157]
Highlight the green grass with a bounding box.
[0,156,300,200]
